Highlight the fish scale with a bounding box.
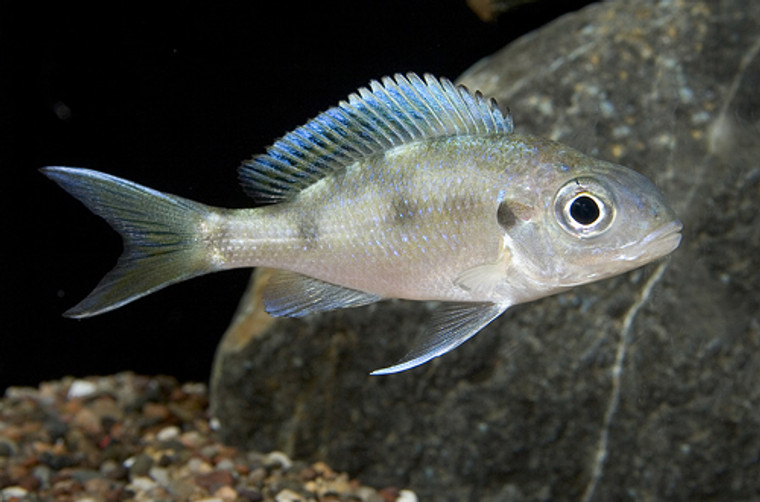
[42,73,681,374]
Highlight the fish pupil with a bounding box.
[570,195,600,225]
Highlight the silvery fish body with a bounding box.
[43,74,682,374]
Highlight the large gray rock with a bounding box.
[211,1,760,500]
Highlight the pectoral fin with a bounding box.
[263,270,383,318]
[453,245,511,296]
[371,302,509,375]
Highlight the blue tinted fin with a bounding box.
[263,270,383,318]
[41,167,215,317]
[239,73,513,203]
[371,302,508,375]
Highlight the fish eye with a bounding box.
[570,195,600,225]
[554,178,615,238]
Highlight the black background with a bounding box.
[3,1,595,392]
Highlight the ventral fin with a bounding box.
[371,302,509,375]
[239,73,513,203]
[263,270,383,318]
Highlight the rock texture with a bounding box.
[211,1,760,500]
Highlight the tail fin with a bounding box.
[42,167,217,318]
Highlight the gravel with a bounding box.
[0,373,415,502]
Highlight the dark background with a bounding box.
[3,1,595,392]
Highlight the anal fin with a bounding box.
[263,270,383,318]
[371,302,509,375]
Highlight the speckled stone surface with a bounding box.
[211,1,760,500]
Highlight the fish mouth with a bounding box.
[635,219,683,260]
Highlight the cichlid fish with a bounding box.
[42,73,682,374]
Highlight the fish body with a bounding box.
[43,74,682,374]
[220,135,530,303]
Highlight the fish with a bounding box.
[42,73,682,374]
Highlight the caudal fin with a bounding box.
[42,167,217,318]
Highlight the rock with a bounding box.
[194,470,235,492]
[238,487,265,502]
[396,491,418,502]
[67,379,98,400]
[31,465,53,489]
[263,451,293,471]
[156,425,181,442]
[126,453,154,478]
[213,485,239,501]
[1,487,29,499]
[0,438,17,457]
[275,488,306,502]
[210,0,760,500]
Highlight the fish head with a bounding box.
[545,159,681,286]
[500,145,682,292]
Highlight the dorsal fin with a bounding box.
[239,73,513,203]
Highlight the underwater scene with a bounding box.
[6,0,759,500]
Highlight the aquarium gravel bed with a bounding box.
[0,373,415,502]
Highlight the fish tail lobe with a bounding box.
[42,166,218,318]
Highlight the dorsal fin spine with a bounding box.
[398,74,446,134]
[437,76,471,133]
[382,78,427,139]
[288,129,347,176]
[456,86,482,132]
[368,80,419,141]
[336,102,388,149]
[268,148,305,180]
[345,94,390,145]
[410,76,447,131]
[479,94,499,132]
[313,111,369,156]
[434,75,471,133]
[358,86,399,137]
[345,93,399,147]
